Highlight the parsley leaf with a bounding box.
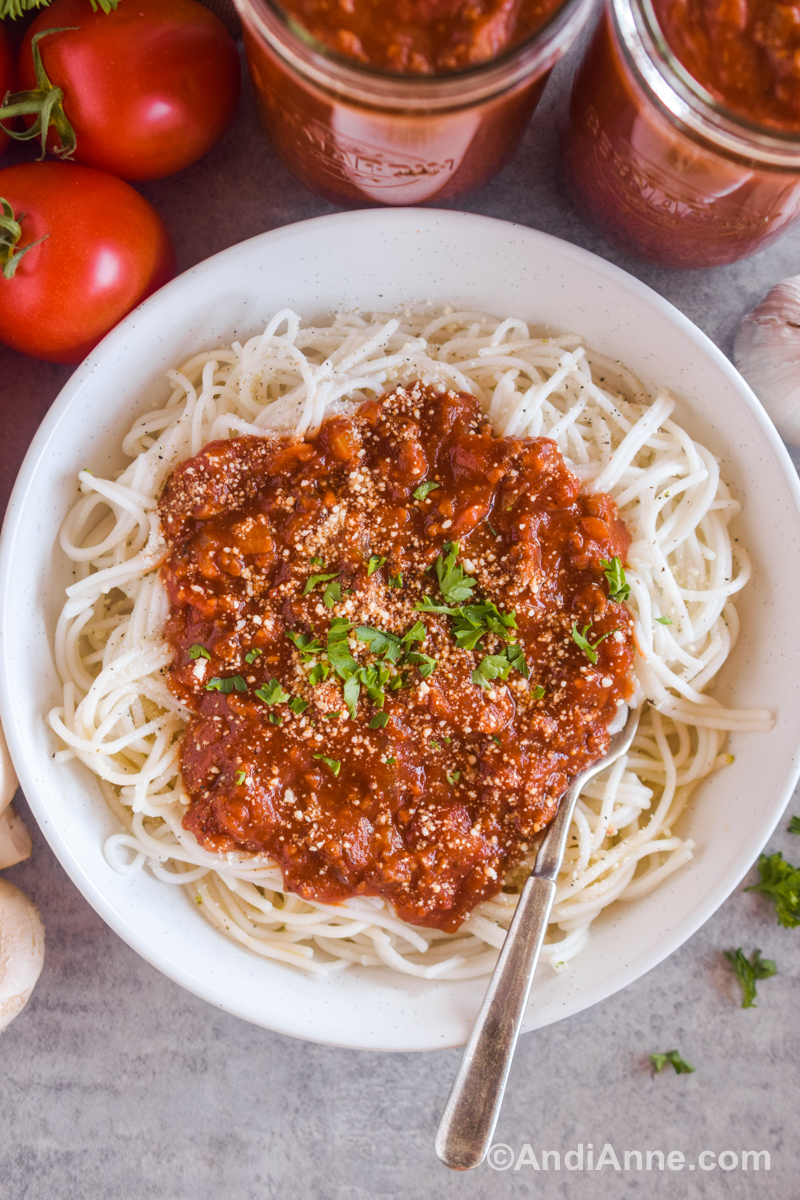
[367,555,386,575]
[323,711,340,720]
[745,852,800,928]
[323,580,341,609]
[405,652,437,678]
[532,684,546,700]
[356,625,402,662]
[343,673,361,720]
[415,597,517,652]
[571,622,615,665]
[188,645,211,660]
[388,572,403,588]
[289,697,309,714]
[303,571,340,596]
[314,754,341,776]
[413,480,440,501]
[310,556,326,567]
[650,1050,695,1075]
[309,663,330,686]
[600,556,630,603]
[327,618,357,678]
[402,621,426,646]
[255,678,290,705]
[655,616,673,626]
[268,713,283,726]
[370,712,389,729]
[503,642,529,679]
[287,630,324,659]
[446,770,461,785]
[790,816,800,835]
[435,541,477,605]
[472,653,512,689]
[245,648,262,664]
[206,675,247,693]
[724,948,777,1008]
[234,770,246,785]
[386,756,396,766]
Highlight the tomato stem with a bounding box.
[0,28,80,160]
[0,198,49,281]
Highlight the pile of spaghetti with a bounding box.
[48,308,771,979]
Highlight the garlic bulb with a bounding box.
[734,275,800,447]
[0,880,45,1033]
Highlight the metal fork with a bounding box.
[435,704,643,1171]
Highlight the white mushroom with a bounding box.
[0,720,18,815]
[0,805,32,870]
[734,275,800,447]
[0,879,45,1033]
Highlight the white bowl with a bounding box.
[2,210,800,1051]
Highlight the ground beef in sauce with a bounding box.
[159,381,635,932]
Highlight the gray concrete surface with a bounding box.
[1,32,800,1200]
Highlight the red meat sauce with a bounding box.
[652,0,800,131]
[159,382,635,932]
[277,0,565,74]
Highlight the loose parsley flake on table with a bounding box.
[788,816,800,835]
[650,1050,695,1075]
[724,948,777,1008]
[744,852,800,927]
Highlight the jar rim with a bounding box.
[613,0,800,168]
[235,0,596,106]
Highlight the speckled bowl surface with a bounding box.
[2,209,799,1050]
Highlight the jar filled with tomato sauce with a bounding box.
[562,0,800,267]
[234,0,595,205]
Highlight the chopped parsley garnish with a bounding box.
[402,621,426,646]
[491,735,501,746]
[789,816,800,835]
[434,541,477,605]
[234,770,246,785]
[255,678,290,706]
[650,1050,695,1075]
[206,675,247,693]
[370,712,389,729]
[268,713,283,726]
[323,580,341,608]
[303,571,340,596]
[724,948,776,1008]
[244,648,262,664]
[287,630,324,659]
[744,852,800,928]
[310,556,326,567]
[655,616,673,626]
[388,572,403,588]
[386,756,396,766]
[367,555,387,575]
[323,711,340,719]
[446,770,461,785]
[429,739,440,750]
[415,596,516,652]
[503,642,530,679]
[472,653,512,689]
[188,644,211,660]
[356,625,402,662]
[327,617,358,678]
[600,556,630,603]
[413,480,440,501]
[486,521,498,538]
[288,697,309,715]
[314,754,341,776]
[309,663,330,686]
[571,622,615,665]
[532,684,546,700]
[343,674,361,719]
[405,651,437,678]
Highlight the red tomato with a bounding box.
[0,163,176,363]
[0,25,13,157]
[15,0,241,181]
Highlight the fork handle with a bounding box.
[434,873,557,1171]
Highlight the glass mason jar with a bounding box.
[234,0,595,206]
[561,0,800,268]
